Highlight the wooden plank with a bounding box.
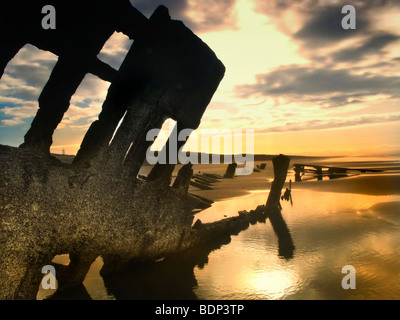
[294,163,382,173]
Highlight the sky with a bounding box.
[0,0,399,156]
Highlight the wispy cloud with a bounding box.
[258,112,400,133]
[0,102,38,127]
[236,65,400,106]
[231,0,400,133]
[130,0,238,32]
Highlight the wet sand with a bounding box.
[190,158,400,300]
[292,174,400,196]
[40,156,400,300]
[185,159,400,202]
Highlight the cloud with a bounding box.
[292,5,367,48]
[70,74,109,101]
[332,33,400,62]
[130,0,237,32]
[0,45,56,128]
[0,101,38,127]
[4,45,57,87]
[233,0,400,116]
[0,76,41,101]
[259,112,400,133]
[57,103,102,130]
[0,45,58,119]
[97,32,133,70]
[254,0,400,57]
[236,65,400,106]
[183,0,238,32]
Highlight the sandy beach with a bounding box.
[49,153,400,204]
[55,153,400,214]
[141,157,400,202]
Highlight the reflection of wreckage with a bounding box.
[256,163,267,170]
[0,4,293,299]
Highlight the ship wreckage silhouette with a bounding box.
[0,1,294,299]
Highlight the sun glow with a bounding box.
[248,269,299,299]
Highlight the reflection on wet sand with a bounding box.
[193,191,400,300]
[100,240,235,300]
[44,157,400,300]
[47,203,295,300]
[99,212,293,299]
[96,202,295,299]
[47,189,400,300]
[49,236,233,299]
[268,208,295,260]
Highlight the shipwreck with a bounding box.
[0,2,293,299]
